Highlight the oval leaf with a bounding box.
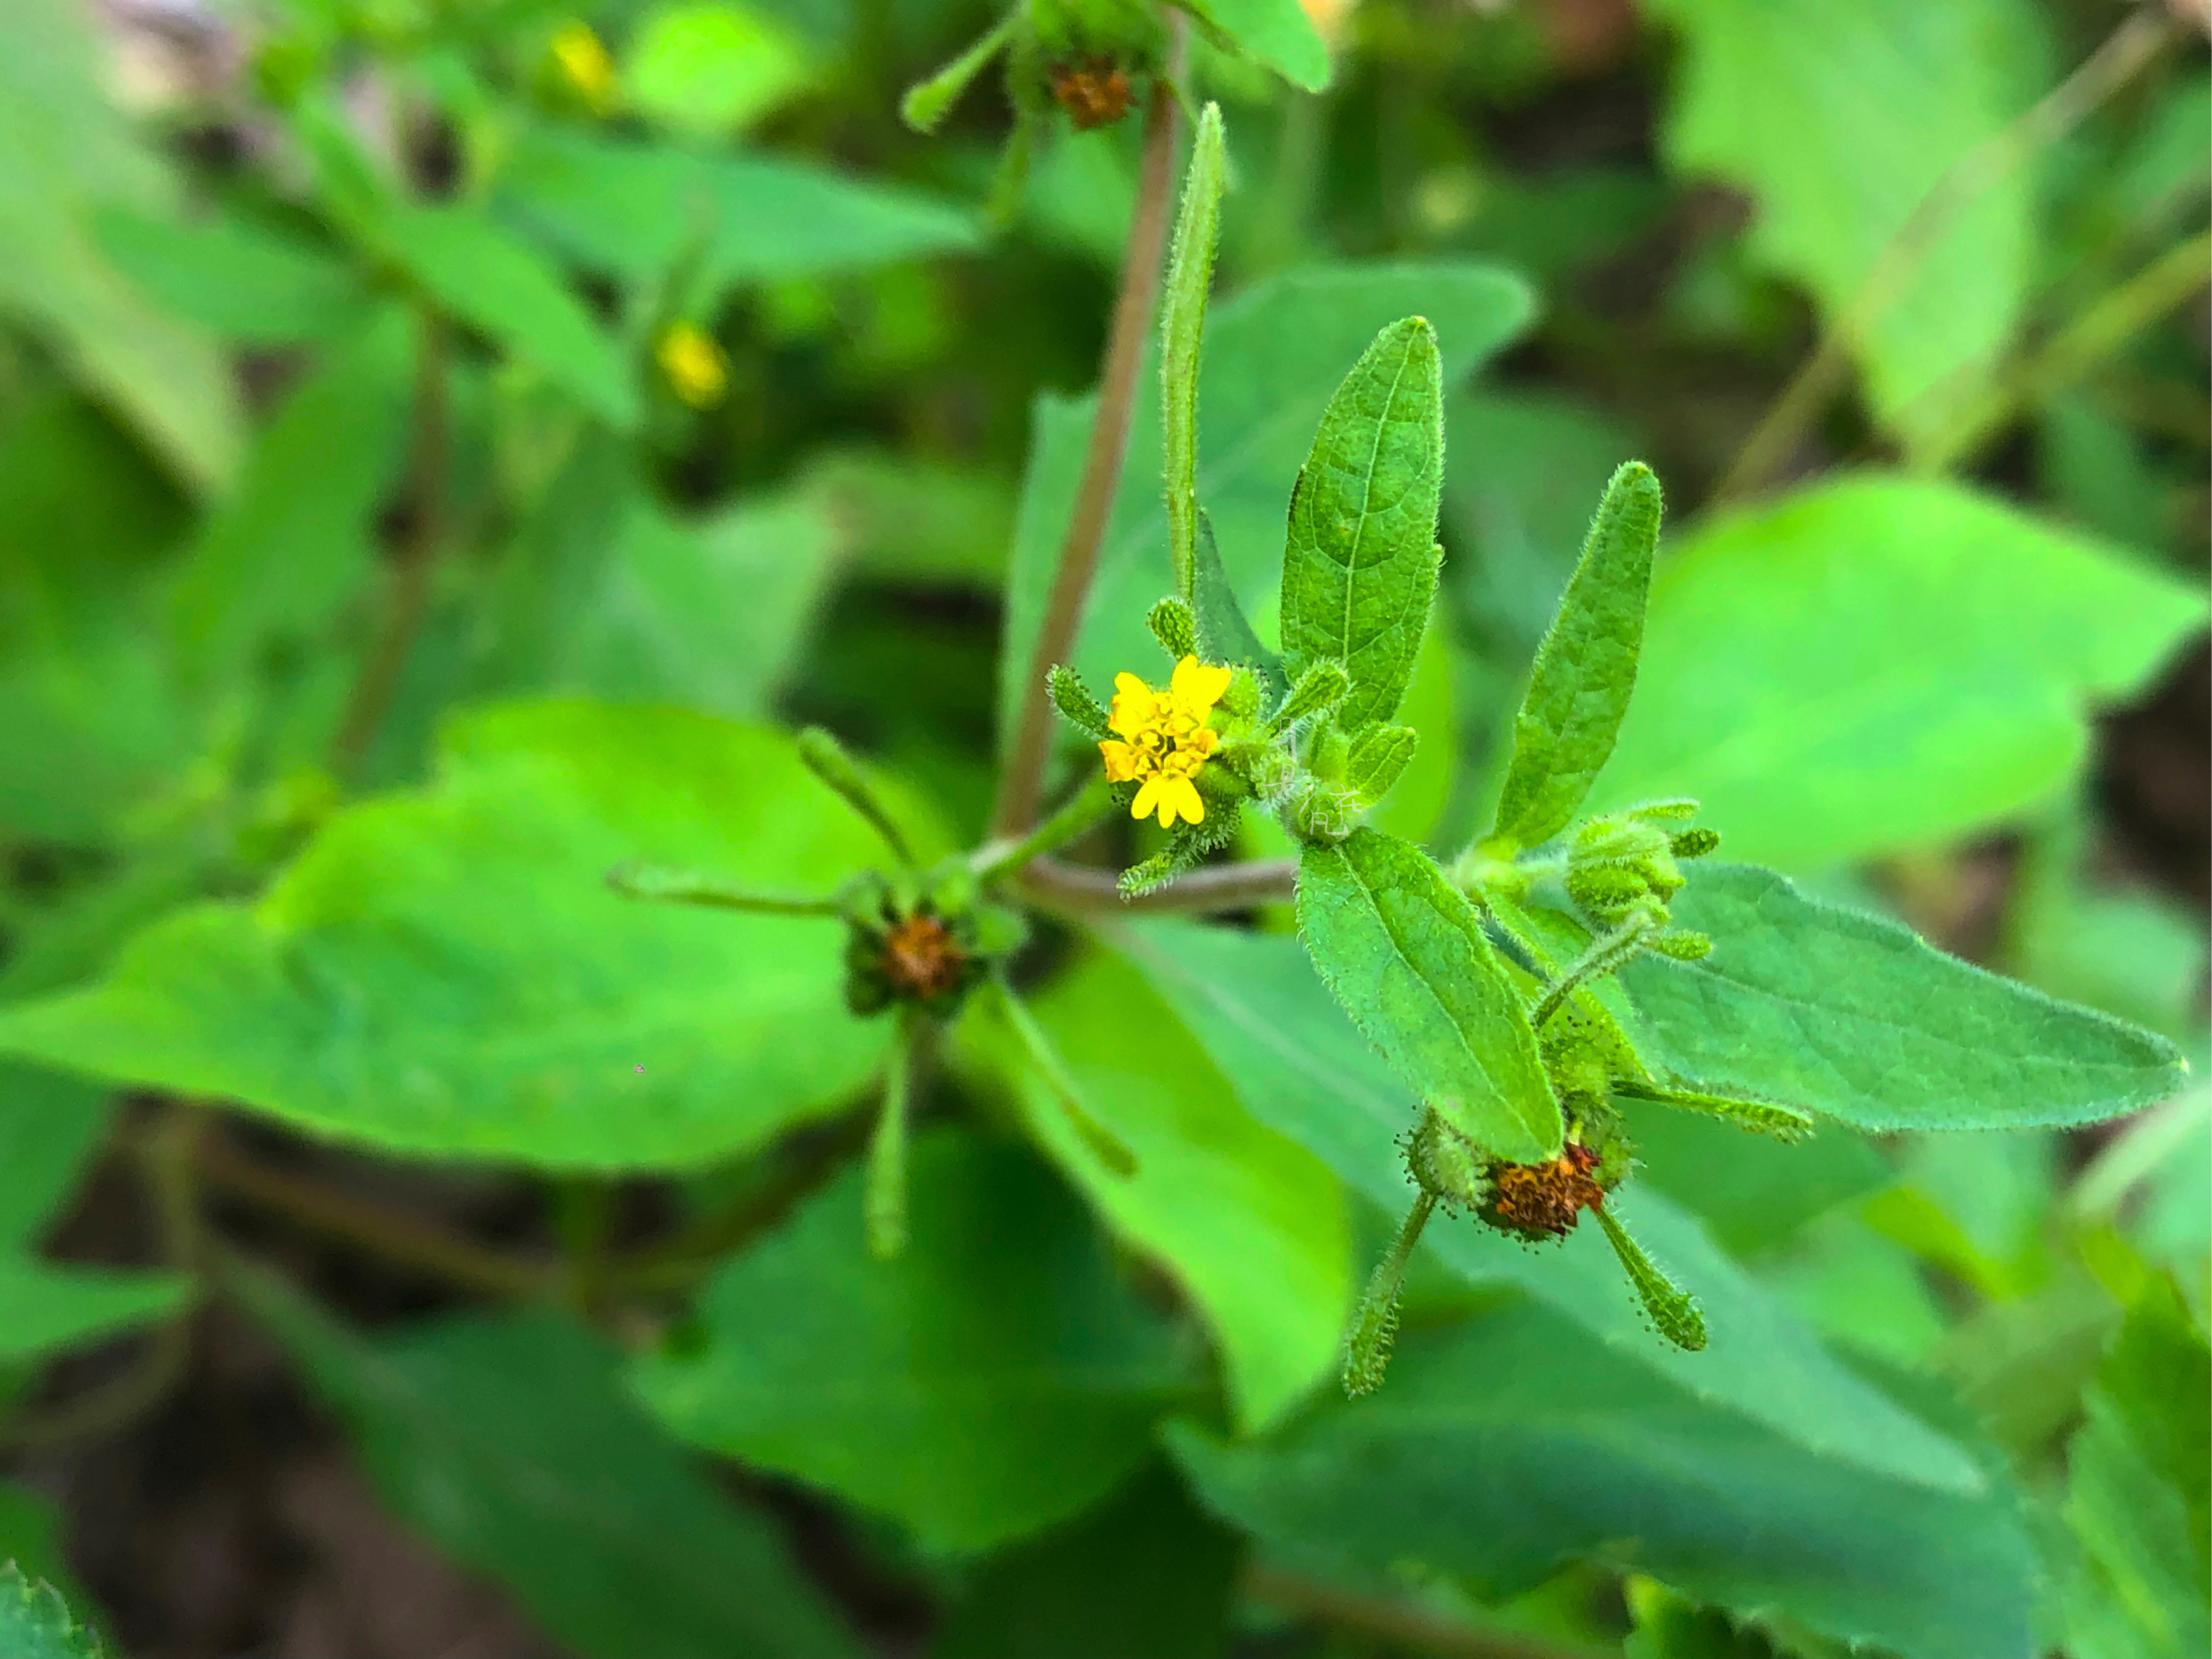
[1296,828,1560,1162]
[1620,863,2190,1130]
[1487,459,1662,851]
[1278,317,1445,733]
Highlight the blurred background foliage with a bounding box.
[0,0,2205,1655]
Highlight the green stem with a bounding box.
[989,32,1188,841]
[605,863,843,917]
[865,1011,919,1260]
[1018,855,1298,916]
[971,776,1116,884]
[992,974,1136,1175]
[1529,911,1656,1027]
[796,727,916,868]
[1344,1192,1435,1397]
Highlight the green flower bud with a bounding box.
[1148,596,1198,659]
[1048,664,1113,739]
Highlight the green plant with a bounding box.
[1,2,2205,1655]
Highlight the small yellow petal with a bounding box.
[1166,776,1205,825]
[1099,741,1137,782]
[1130,776,1164,822]
[1172,656,1232,711]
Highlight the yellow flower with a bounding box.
[1098,655,1232,827]
[551,22,619,114]
[657,322,728,407]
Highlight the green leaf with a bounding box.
[0,1258,190,1366]
[980,951,1353,1431]
[1002,264,1533,751]
[1182,0,1332,92]
[0,392,192,843]
[633,1129,1193,1553]
[0,1485,89,1626]
[1161,104,1227,599]
[1617,863,2189,1131]
[1593,475,2205,869]
[0,703,944,1169]
[382,203,637,426]
[0,1563,107,1659]
[1169,1299,2038,1659]
[1278,317,1445,734]
[927,1461,1238,1659]
[1189,513,1278,684]
[497,125,976,294]
[1486,460,1661,852]
[554,489,843,718]
[2059,1292,2211,1659]
[165,304,415,694]
[0,0,242,493]
[0,1063,113,1253]
[236,1274,859,1659]
[1106,918,1991,1494]
[1644,0,2044,444]
[1296,828,1560,1162]
[625,2,816,137]
[1631,1107,1892,1259]
[93,207,372,344]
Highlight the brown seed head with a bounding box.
[1482,1142,1606,1241]
[881,913,966,1000]
[1050,57,1135,129]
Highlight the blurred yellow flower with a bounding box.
[1098,655,1232,828]
[656,323,729,407]
[551,22,619,114]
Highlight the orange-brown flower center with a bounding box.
[882,914,965,1000]
[1050,58,1135,129]
[1485,1143,1605,1239]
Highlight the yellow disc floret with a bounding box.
[1098,655,1232,827]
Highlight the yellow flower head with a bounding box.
[551,22,619,113]
[657,322,729,408]
[1098,655,1232,827]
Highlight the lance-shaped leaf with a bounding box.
[1190,513,1279,687]
[1619,864,2189,1130]
[1161,104,1226,601]
[1486,460,1662,852]
[1296,828,1560,1161]
[1278,318,1446,734]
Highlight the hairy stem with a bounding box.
[1714,7,2175,501]
[1018,854,1299,916]
[332,305,451,773]
[606,862,843,917]
[971,776,1116,883]
[989,36,1187,840]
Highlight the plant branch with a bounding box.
[1243,1565,1589,1659]
[989,33,1187,841]
[1018,854,1298,915]
[332,304,451,774]
[1714,5,2176,501]
[1918,226,2212,471]
[193,1134,559,1300]
[972,776,1116,884]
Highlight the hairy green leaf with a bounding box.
[1161,105,1226,599]
[633,1130,1192,1553]
[1189,513,1278,684]
[1169,1300,2037,1659]
[239,1274,860,1659]
[1278,318,1445,733]
[1003,265,1531,749]
[982,951,1352,1431]
[1595,475,2205,868]
[1109,918,1990,1494]
[0,703,944,1168]
[382,203,637,426]
[1487,460,1661,851]
[1619,864,2189,1129]
[1296,828,1560,1162]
